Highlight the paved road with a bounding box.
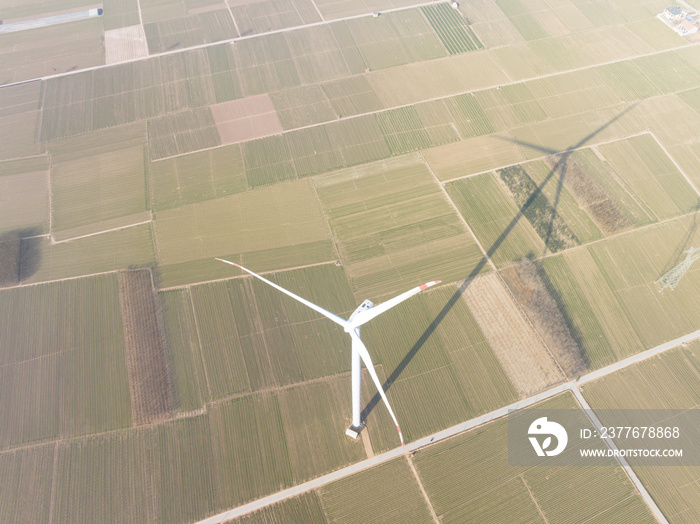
[200,328,700,523]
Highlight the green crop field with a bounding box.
[0,274,131,448]
[320,457,434,523]
[342,10,446,70]
[228,491,326,523]
[0,82,43,160]
[582,340,700,522]
[23,223,155,284]
[375,106,433,155]
[540,214,700,368]
[315,155,485,298]
[51,145,147,232]
[153,178,333,285]
[322,76,384,117]
[0,17,105,85]
[414,392,653,523]
[421,3,483,54]
[0,443,54,522]
[149,144,247,212]
[0,156,49,235]
[167,264,356,401]
[270,84,338,129]
[446,173,544,266]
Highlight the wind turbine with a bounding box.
[216,258,440,446]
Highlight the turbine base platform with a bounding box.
[345,424,365,439]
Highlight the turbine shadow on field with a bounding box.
[0,227,43,286]
[361,106,636,424]
[657,199,700,278]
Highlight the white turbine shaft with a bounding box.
[350,330,404,446]
[352,336,361,428]
[216,258,437,448]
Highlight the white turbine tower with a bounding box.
[216,258,440,446]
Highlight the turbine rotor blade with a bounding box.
[351,332,404,447]
[216,259,347,328]
[350,280,441,328]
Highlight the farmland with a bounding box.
[413,392,653,523]
[0,274,131,448]
[314,155,485,299]
[5,0,700,521]
[582,340,700,522]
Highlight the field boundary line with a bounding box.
[50,218,152,244]
[224,0,241,37]
[309,0,325,21]
[47,441,59,524]
[309,178,343,267]
[572,387,667,523]
[520,474,549,524]
[199,327,700,523]
[406,454,440,523]
[420,151,497,272]
[187,288,213,402]
[648,131,700,197]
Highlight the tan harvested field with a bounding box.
[104,25,149,64]
[211,94,284,144]
[154,178,331,266]
[118,269,174,425]
[462,272,563,395]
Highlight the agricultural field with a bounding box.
[153,178,334,285]
[540,214,700,369]
[22,223,156,284]
[0,156,49,236]
[446,173,544,267]
[51,144,148,232]
[0,82,43,160]
[0,274,131,448]
[582,340,700,522]
[6,0,700,521]
[461,272,564,395]
[118,269,174,425]
[149,143,247,212]
[175,264,356,399]
[314,155,485,299]
[0,16,105,84]
[413,392,653,523]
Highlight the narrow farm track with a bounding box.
[199,328,700,523]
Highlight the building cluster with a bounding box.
[660,6,699,35]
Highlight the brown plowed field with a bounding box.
[118,269,173,425]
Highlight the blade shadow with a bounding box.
[361,105,637,424]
